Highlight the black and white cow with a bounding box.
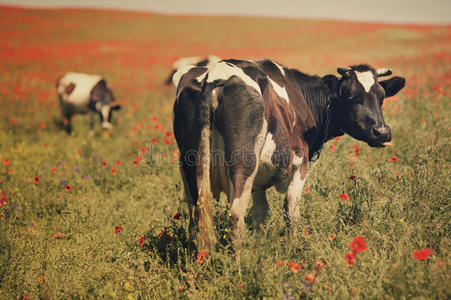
[56,72,121,134]
[173,59,405,249]
[166,55,221,85]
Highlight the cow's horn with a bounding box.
[376,68,392,77]
[337,67,352,77]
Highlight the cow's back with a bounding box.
[57,72,102,110]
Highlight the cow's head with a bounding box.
[90,80,121,130]
[326,65,405,147]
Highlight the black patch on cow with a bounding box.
[64,83,76,95]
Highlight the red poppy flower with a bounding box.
[349,236,367,253]
[138,235,147,247]
[315,259,326,271]
[140,147,147,154]
[390,157,398,162]
[152,138,157,144]
[276,260,284,266]
[54,232,62,239]
[345,252,356,266]
[3,158,11,166]
[353,145,361,156]
[33,176,40,184]
[101,161,107,167]
[115,161,122,166]
[288,261,301,274]
[196,251,207,264]
[64,185,71,192]
[111,168,117,175]
[349,175,357,180]
[339,193,349,201]
[173,212,181,220]
[413,248,434,260]
[329,144,335,152]
[305,273,316,283]
[51,168,57,173]
[328,234,336,241]
[114,225,123,234]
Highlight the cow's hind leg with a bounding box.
[215,77,266,243]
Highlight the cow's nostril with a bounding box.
[373,126,389,138]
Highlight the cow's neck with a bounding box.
[289,70,343,160]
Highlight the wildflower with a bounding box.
[173,212,181,220]
[349,236,367,253]
[329,144,335,152]
[3,158,11,166]
[140,147,147,154]
[344,252,356,266]
[114,225,123,234]
[138,235,146,247]
[33,176,40,184]
[288,261,301,274]
[177,285,184,291]
[335,136,341,141]
[54,232,62,239]
[196,251,207,263]
[111,168,117,175]
[101,161,107,167]
[132,160,138,165]
[353,144,361,156]
[152,138,157,144]
[315,259,326,271]
[339,193,349,201]
[349,175,357,180]
[390,156,398,162]
[115,161,122,166]
[305,187,309,194]
[64,185,71,192]
[276,260,285,266]
[413,248,434,260]
[328,234,336,241]
[305,273,316,283]
[304,229,310,236]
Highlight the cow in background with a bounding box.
[165,55,221,85]
[56,72,121,134]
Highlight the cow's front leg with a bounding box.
[284,168,307,234]
[89,112,95,136]
[65,114,73,135]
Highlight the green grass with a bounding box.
[0,6,450,299]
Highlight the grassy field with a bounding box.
[0,6,450,299]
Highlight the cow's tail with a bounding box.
[196,74,215,250]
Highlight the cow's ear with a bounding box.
[111,104,121,110]
[379,76,405,97]
[321,75,340,98]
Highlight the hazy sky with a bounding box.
[1,0,450,24]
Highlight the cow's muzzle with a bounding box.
[102,122,113,130]
[368,124,391,147]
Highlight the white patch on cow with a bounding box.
[285,162,306,222]
[57,72,102,111]
[275,62,286,76]
[268,77,289,103]
[206,55,221,66]
[172,56,202,70]
[207,62,261,94]
[292,155,303,167]
[172,65,196,87]
[355,71,375,93]
[196,71,208,83]
[260,133,276,165]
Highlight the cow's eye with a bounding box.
[349,97,363,104]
